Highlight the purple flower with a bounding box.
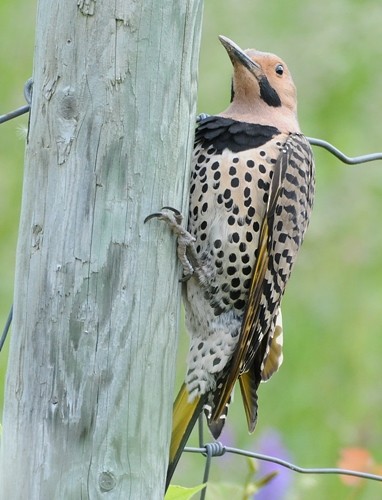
[254,430,293,500]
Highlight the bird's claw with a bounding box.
[145,207,197,280]
[144,206,182,225]
[144,207,187,237]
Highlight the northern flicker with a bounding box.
[146,35,315,488]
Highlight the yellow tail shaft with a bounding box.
[166,383,205,490]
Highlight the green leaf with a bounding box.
[165,484,206,500]
[246,457,258,474]
[255,471,278,488]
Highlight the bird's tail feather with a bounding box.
[239,371,259,433]
[166,383,206,491]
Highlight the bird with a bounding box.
[146,35,315,489]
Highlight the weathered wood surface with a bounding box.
[0,1,203,498]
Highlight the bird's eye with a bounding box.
[275,64,284,76]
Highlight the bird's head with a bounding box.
[219,35,299,132]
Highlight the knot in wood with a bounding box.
[99,471,117,492]
[59,90,78,120]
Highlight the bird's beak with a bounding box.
[219,35,262,80]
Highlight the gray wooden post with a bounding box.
[0,1,203,498]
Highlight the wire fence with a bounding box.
[2,81,382,499]
[184,442,382,500]
[0,78,32,124]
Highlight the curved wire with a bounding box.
[0,78,32,124]
[185,444,382,483]
[23,78,33,105]
[196,115,382,164]
[307,137,382,164]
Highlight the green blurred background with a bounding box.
[1,1,382,498]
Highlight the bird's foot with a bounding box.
[145,207,203,282]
